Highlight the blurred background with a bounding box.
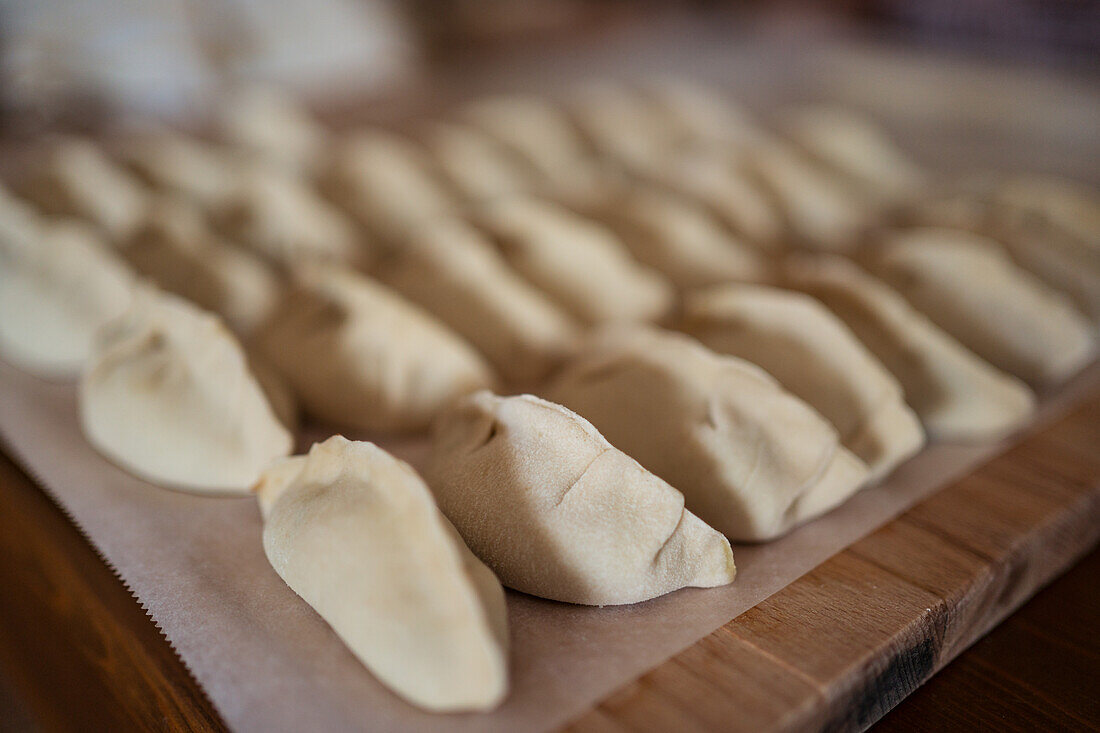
[2,0,1098,181]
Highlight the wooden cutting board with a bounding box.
[0,15,1097,730]
[0,382,1095,731]
[566,387,1100,732]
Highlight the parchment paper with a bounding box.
[1,358,1097,732]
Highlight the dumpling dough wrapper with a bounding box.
[379,218,578,385]
[254,263,493,433]
[867,228,1094,385]
[0,220,134,378]
[783,255,1036,441]
[80,289,292,493]
[256,436,508,712]
[589,187,767,289]
[476,197,674,324]
[548,327,869,542]
[19,137,149,241]
[427,391,736,605]
[681,284,924,482]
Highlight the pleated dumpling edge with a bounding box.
[426,390,736,606]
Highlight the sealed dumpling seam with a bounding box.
[427,391,736,606]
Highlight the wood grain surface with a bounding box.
[875,549,1100,732]
[0,390,1096,732]
[0,453,223,732]
[565,391,1100,732]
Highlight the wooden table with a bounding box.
[0,386,1096,731]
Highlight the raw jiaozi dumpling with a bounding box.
[255,436,508,712]
[217,163,363,268]
[121,129,238,209]
[124,198,282,336]
[427,391,736,605]
[652,149,784,248]
[992,222,1100,329]
[568,82,677,175]
[745,139,868,251]
[548,327,868,541]
[20,137,149,241]
[476,197,674,324]
[379,219,578,384]
[590,187,767,289]
[80,290,292,493]
[325,130,457,245]
[866,228,1094,384]
[642,78,766,149]
[0,220,134,378]
[254,264,492,432]
[900,186,1100,327]
[219,86,327,175]
[425,122,534,202]
[461,94,606,202]
[782,255,1036,441]
[680,285,924,481]
[781,105,925,203]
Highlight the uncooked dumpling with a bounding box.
[122,129,239,209]
[379,219,578,384]
[80,289,292,493]
[216,163,363,267]
[745,139,868,250]
[568,82,676,175]
[548,327,869,542]
[0,220,134,378]
[591,187,767,289]
[20,137,149,241]
[254,263,492,432]
[782,255,1036,441]
[325,130,457,245]
[461,94,606,201]
[641,78,766,149]
[866,228,1094,384]
[781,105,925,202]
[124,198,281,336]
[979,216,1100,329]
[255,436,508,712]
[427,391,736,605]
[680,285,924,481]
[246,349,300,432]
[476,197,674,324]
[425,122,534,202]
[219,86,327,175]
[901,188,1100,327]
[652,149,783,248]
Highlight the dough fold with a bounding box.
[379,219,578,384]
[0,220,134,378]
[80,289,292,493]
[782,255,1036,441]
[427,391,736,605]
[867,228,1094,385]
[681,284,924,481]
[548,327,869,542]
[256,436,509,712]
[476,197,674,324]
[254,264,493,432]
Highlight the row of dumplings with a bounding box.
[1,80,1098,713]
